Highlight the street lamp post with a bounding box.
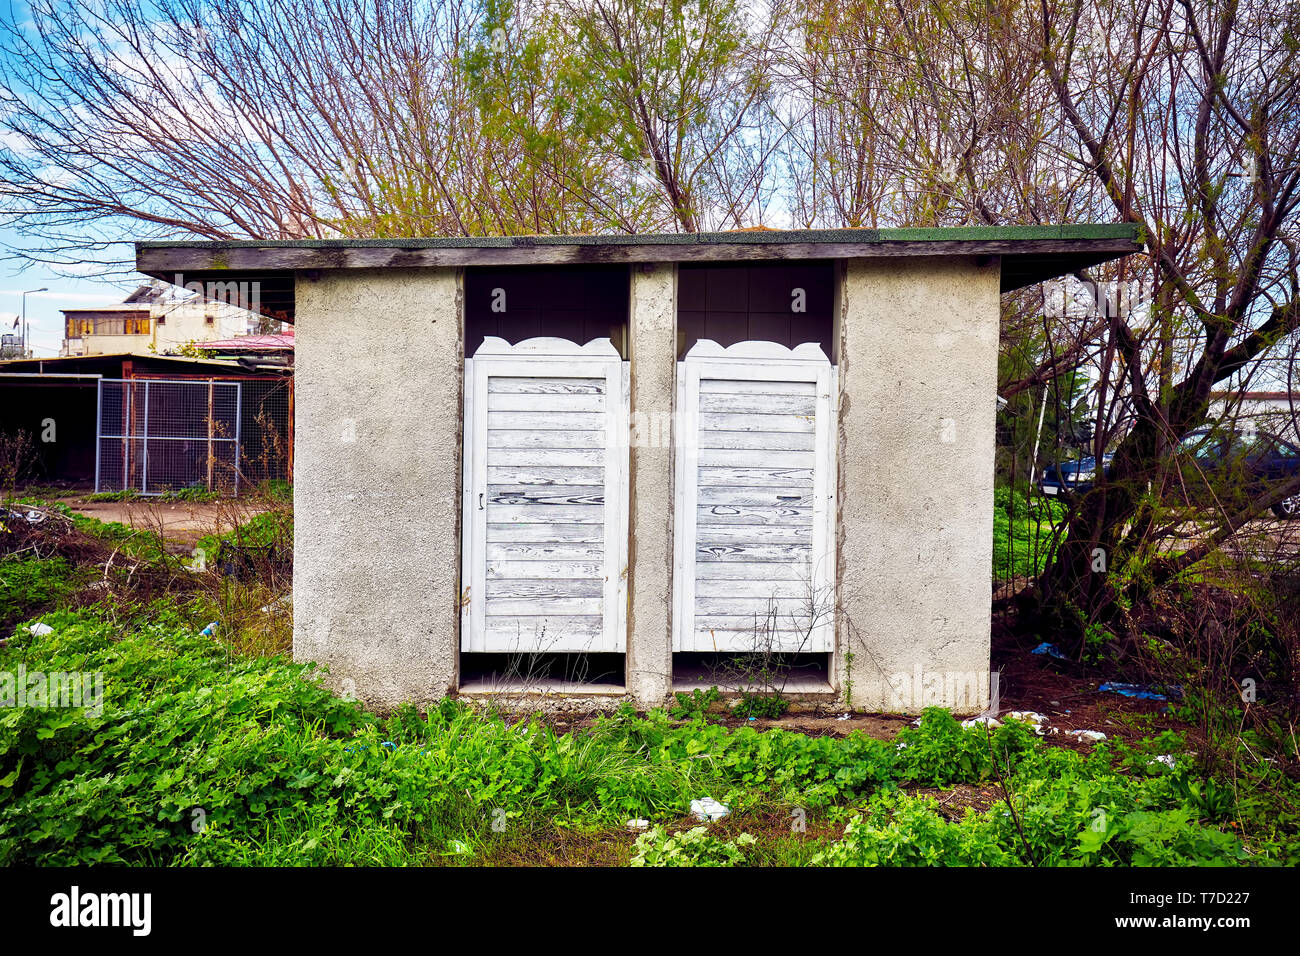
[21,288,48,358]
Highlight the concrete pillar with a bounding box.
[836,255,1001,713]
[626,263,676,706]
[292,267,463,710]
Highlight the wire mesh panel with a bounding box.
[96,378,243,495]
[238,378,293,484]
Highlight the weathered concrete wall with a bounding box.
[82,333,151,356]
[626,264,676,706]
[293,267,463,709]
[290,257,998,714]
[836,256,1001,713]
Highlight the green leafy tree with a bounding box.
[555,0,786,232]
[462,0,656,233]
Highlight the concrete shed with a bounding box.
[137,225,1143,712]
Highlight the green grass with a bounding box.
[83,488,219,503]
[80,483,289,505]
[3,492,1294,867]
[261,479,293,503]
[993,486,1066,581]
[195,509,292,560]
[13,486,81,500]
[0,555,85,633]
[2,602,1294,866]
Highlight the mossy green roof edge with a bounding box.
[865,223,1139,242]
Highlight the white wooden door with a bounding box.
[673,340,837,653]
[462,337,629,652]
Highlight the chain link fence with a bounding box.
[95,377,291,495]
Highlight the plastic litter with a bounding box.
[1099,682,1182,701]
[1032,642,1069,660]
[1008,710,1048,723]
[199,621,219,637]
[1066,729,1107,742]
[961,715,1002,729]
[1005,711,1050,734]
[260,593,293,613]
[626,819,650,831]
[1151,754,1176,768]
[1,508,46,525]
[690,797,729,822]
[25,622,54,637]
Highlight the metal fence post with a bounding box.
[234,381,243,497]
[141,380,150,495]
[94,380,102,493]
[206,379,215,491]
[122,381,130,492]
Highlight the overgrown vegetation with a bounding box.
[0,556,81,634]
[993,486,1065,582]
[732,692,790,720]
[2,607,1294,866]
[84,488,220,503]
[2,485,1296,867]
[669,686,721,720]
[4,480,294,658]
[631,826,756,867]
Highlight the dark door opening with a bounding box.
[464,264,630,357]
[676,261,836,360]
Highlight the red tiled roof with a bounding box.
[198,331,294,351]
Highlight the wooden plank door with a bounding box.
[462,337,629,653]
[674,340,837,653]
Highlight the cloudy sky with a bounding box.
[0,227,137,356]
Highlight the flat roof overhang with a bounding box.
[0,352,286,377]
[137,224,1144,323]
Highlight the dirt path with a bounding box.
[67,499,266,549]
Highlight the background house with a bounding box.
[1209,391,1300,444]
[60,282,279,357]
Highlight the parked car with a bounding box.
[1039,453,1115,499]
[1039,427,1300,519]
[1176,428,1300,519]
